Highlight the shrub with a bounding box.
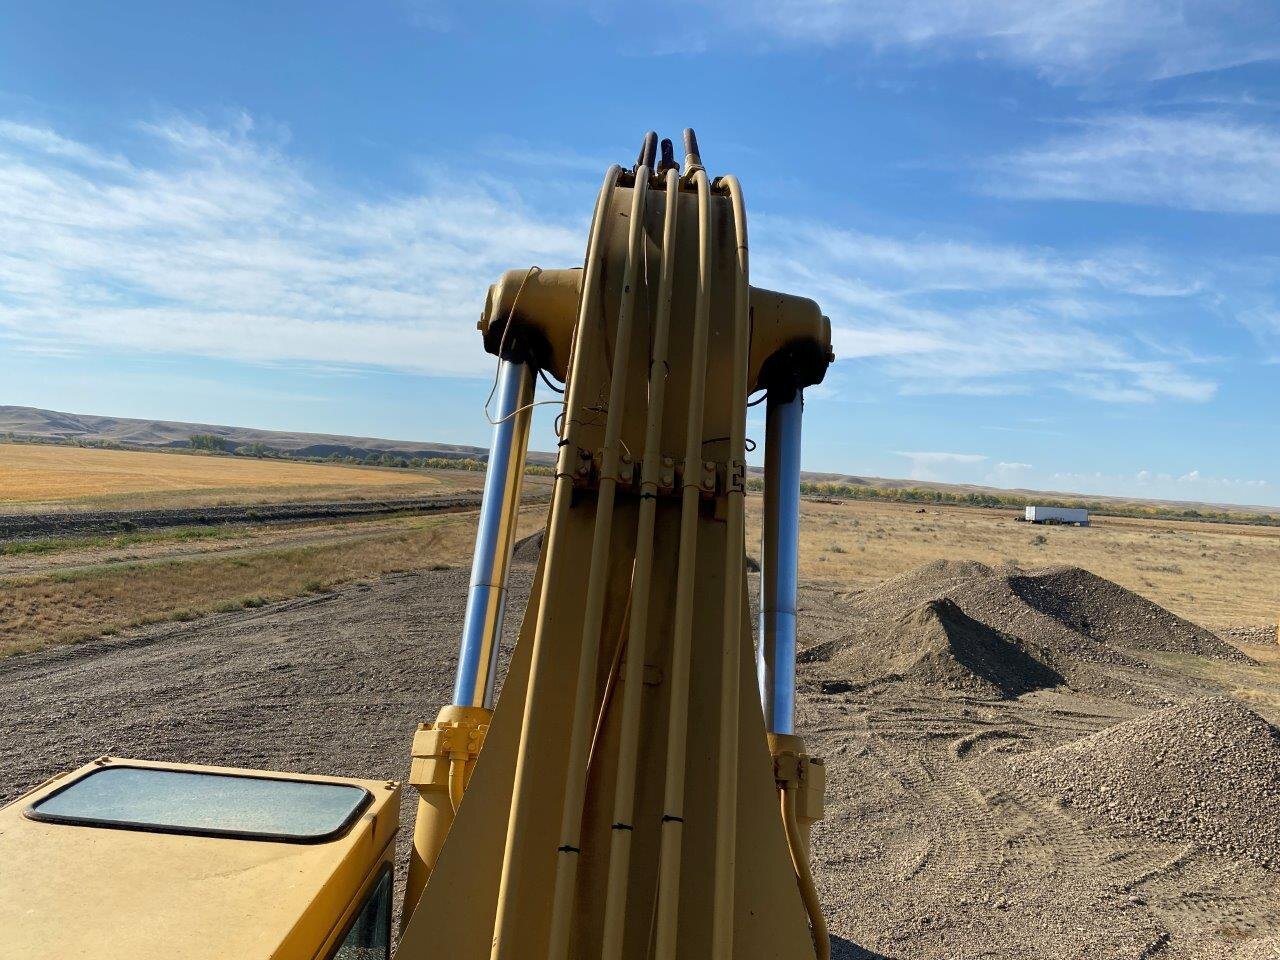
[189,433,231,452]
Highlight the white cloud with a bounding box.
[0,110,1242,405]
[895,450,987,481]
[1238,304,1280,360]
[990,114,1280,214]
[0,121,131,172]
[1050,467,1272,503]
[751,218,1220,403]
[0,115,584,376]
[985,459,1034,486]
[717,0,1279,82]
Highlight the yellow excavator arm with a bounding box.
[399,130,833,960]
[0,129,832,960]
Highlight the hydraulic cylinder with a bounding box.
[454,358,535,709]
[758,387,803,736]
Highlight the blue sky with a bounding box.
[0,1,1277,506]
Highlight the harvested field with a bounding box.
[3,454,1272,664]
[2,546,1279,958]
[0,442,485,512]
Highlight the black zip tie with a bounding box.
[611,822,634,831]
[661,814,684,824]
[558,844,581,854]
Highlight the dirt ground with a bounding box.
[2,548,1277,959]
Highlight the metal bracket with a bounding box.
[768,734,827,824]
[726,459,746,494]
[574,450,742,499]
[409,705,491,791]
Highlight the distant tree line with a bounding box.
[188,433,231,452]
[184,437,560,475]
[749,477,1280,527]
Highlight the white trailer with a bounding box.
[1025,505,1089,526]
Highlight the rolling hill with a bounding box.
[1,405,1272,517]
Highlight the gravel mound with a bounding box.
[830,598,1063,697]
[510,530,544,566]
[1009,697,1280,869]
[817,560,1251,701]
[854,559,994,615]
[1007,566,1247,661]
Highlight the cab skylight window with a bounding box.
[28,765,370,843]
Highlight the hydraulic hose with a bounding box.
[447,755,467,814]
[489,163,622,960]
[781,784,831,960]
[710,174,751,959]
[545,163,652,959]
[652,165,713,960]
[599,162,681,959]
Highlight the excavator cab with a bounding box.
[0,758,399,959]
[0,130,833,960]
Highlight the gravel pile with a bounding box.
[812,559,1254,701]
[1007,566,1248,661]
[510,530,544,566]
[852,559,995,616]
[945,572,1139,670]
[1009,697,1280,869]
[829,597,1063,698]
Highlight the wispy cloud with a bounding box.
[1238,304,1280,361]
[0,110,1251,405]
[751,218,1220,403]
[1050,467,1272,504]
[0,114,584,376]
[895,450,987,480]
[989,114,1280,214]
[716,0,1279,82]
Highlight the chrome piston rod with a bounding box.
[757,387,803,736]
[453,358,535,709]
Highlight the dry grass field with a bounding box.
[0,506,546,656]
[0,443,484,512]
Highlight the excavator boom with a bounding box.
[400,130,833,960]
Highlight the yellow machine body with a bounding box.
[0,758,399,960]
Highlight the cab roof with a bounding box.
[0,757,399,960]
